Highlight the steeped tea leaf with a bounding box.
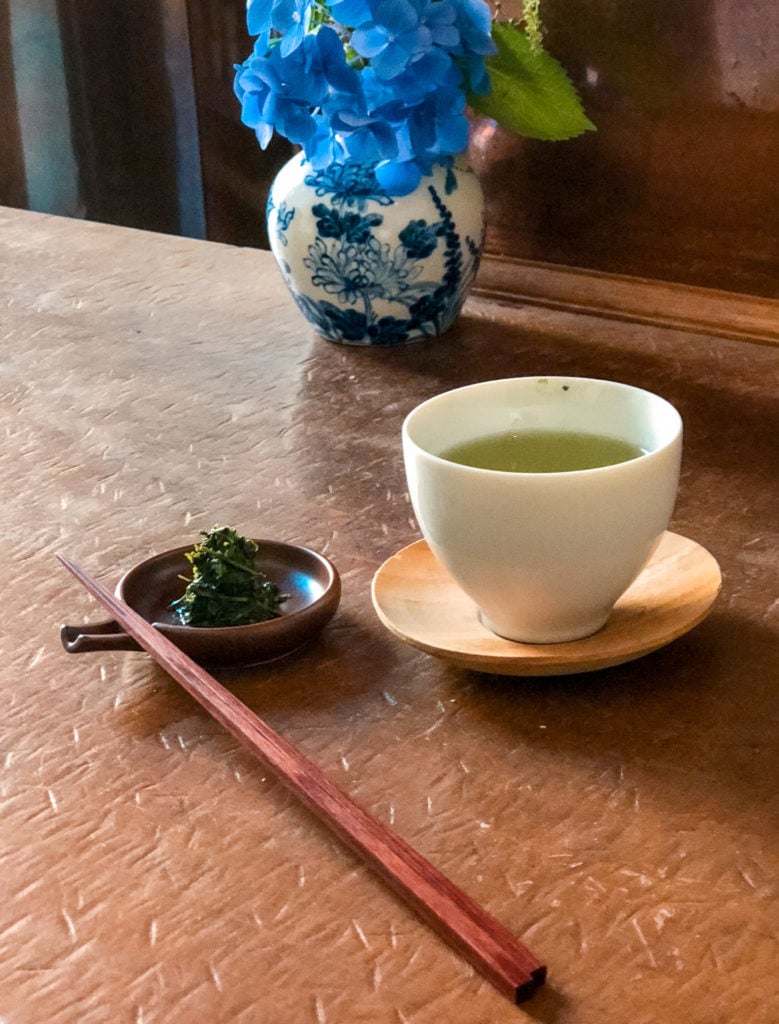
[171,526,286,627]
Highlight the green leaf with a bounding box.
[170,525,287,627]
[468,22,596,142]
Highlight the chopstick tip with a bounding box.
[514,964,547,1004]
[56,553,91,586]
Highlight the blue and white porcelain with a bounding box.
[267,155,485,346]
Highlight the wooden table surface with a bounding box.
[1,206,777,1024]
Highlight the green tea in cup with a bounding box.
[440,429,646,474]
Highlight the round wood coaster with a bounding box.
[371,532,721,676]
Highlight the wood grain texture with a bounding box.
[474,257,779,349]
[1,206,777,1024]
[58,555,546,1004]
[469,0,779,299]
[372,533,722,676]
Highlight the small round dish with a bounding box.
[371,532,720,676]
[61,540,340,668]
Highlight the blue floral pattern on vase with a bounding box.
[267,156,485,346]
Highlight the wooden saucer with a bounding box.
[371,532,721,676]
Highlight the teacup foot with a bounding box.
[479,611,610,646]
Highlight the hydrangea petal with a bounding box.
[375,158,422,195]
[329,0,373,28]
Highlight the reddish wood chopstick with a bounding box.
[58,554,546,1004]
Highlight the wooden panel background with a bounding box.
[0,2,28,211]
[1,0,776,301]
[471,0,779,299]
[185,0,292,249]
[55,0,186,234]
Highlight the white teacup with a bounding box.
[402,376,682,644]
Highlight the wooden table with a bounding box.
[1,206,777,1024]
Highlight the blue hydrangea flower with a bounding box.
[247,0,315,51]
[273,0,314,56]
[234,37,324,148]
[236,26,365,153]
[246,0,273,40]
[374,157,424,195]
[409,84,468,159]
[449,0,496,93]
[419,0,459,50]
[235,0,500,194]
[351,0,433,81]
[368,50,454,107]
[450,0,496,56]
[328,0,373,26]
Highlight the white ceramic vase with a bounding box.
[266,155,485,345]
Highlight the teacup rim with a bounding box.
[403,375,682,478]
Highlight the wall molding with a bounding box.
[474,256,779,348]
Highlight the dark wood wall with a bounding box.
[185,0,292,249]
[1,0,776,299]
[471,0,779,299]
[0,1,28,210]
[56,0,187,234]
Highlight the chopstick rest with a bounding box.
[58,554,547,1004]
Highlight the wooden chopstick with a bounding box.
[58,554,547,1004]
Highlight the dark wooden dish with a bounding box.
[61,540,340,667]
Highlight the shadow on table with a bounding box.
[520,980,570,1023]
[444,610,778,829]
[108,610,406,739]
